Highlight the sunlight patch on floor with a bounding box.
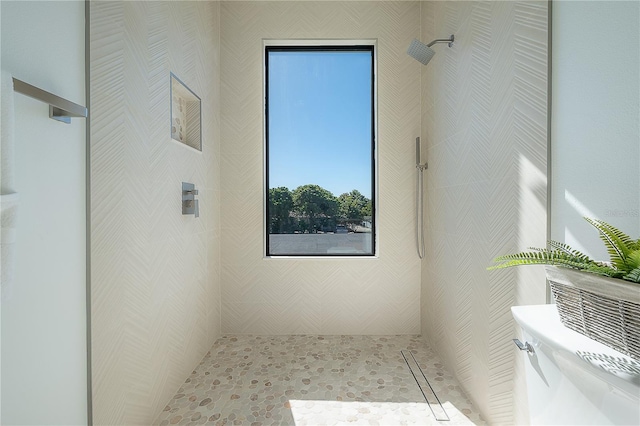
[289,399,476,425]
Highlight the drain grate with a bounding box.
[401,350,450,421]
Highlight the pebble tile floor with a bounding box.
[155,335,485,425]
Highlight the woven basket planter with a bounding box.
[546,266,640,360]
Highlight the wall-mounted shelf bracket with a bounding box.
[12,77,87,124]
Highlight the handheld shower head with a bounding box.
[407,35,454,65]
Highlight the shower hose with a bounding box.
[416,165,425,259]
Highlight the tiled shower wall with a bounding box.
[87,0,549,423]
[220,1,423,334]
[89,1,221,424]
[420,1,548,424]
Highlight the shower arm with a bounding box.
[427,35,454,48]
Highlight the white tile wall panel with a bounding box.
[220,1,422,335]
[89,1,221,424]
[420,1,548,424]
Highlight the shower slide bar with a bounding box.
[401,349,450,422]
[12,77,87,124]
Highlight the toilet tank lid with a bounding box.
[512,304,640,394]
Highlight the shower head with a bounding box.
[407,40,436,65]
[407,35,454,65]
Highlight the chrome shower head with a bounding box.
[407,35,454,65]
[407,39,436,65]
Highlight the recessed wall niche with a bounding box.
[170,73,202,151]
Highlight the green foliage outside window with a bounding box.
[268,185,372,234]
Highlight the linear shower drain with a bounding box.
[401,350,450,421]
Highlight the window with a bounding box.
[265,43,376,256]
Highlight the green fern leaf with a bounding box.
[547,240,591,261]
[623,268,640,283]
[488,218,640,285]
[583,263,625,278]
[590,218,636,248]
[488,250,595,271]
[584,217,632,271]
[628,250,640,270]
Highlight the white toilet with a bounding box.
[512,304,640,425]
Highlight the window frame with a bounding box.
[263,40,378,258]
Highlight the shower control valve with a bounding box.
[182,182,200,218]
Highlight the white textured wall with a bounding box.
[1,1,87,424]
[220,1,423,334]
[89,1,221,424]
[551,0,639,256]
[420,1,548,424]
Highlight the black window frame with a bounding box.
[265,44,377,257]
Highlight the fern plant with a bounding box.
[488,217,640,283]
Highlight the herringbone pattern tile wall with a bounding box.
[420,1,548,424]
[89,1,547,423]
[89,1,221,424]
[220,1,423,335]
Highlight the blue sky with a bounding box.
[268,50,373,199]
